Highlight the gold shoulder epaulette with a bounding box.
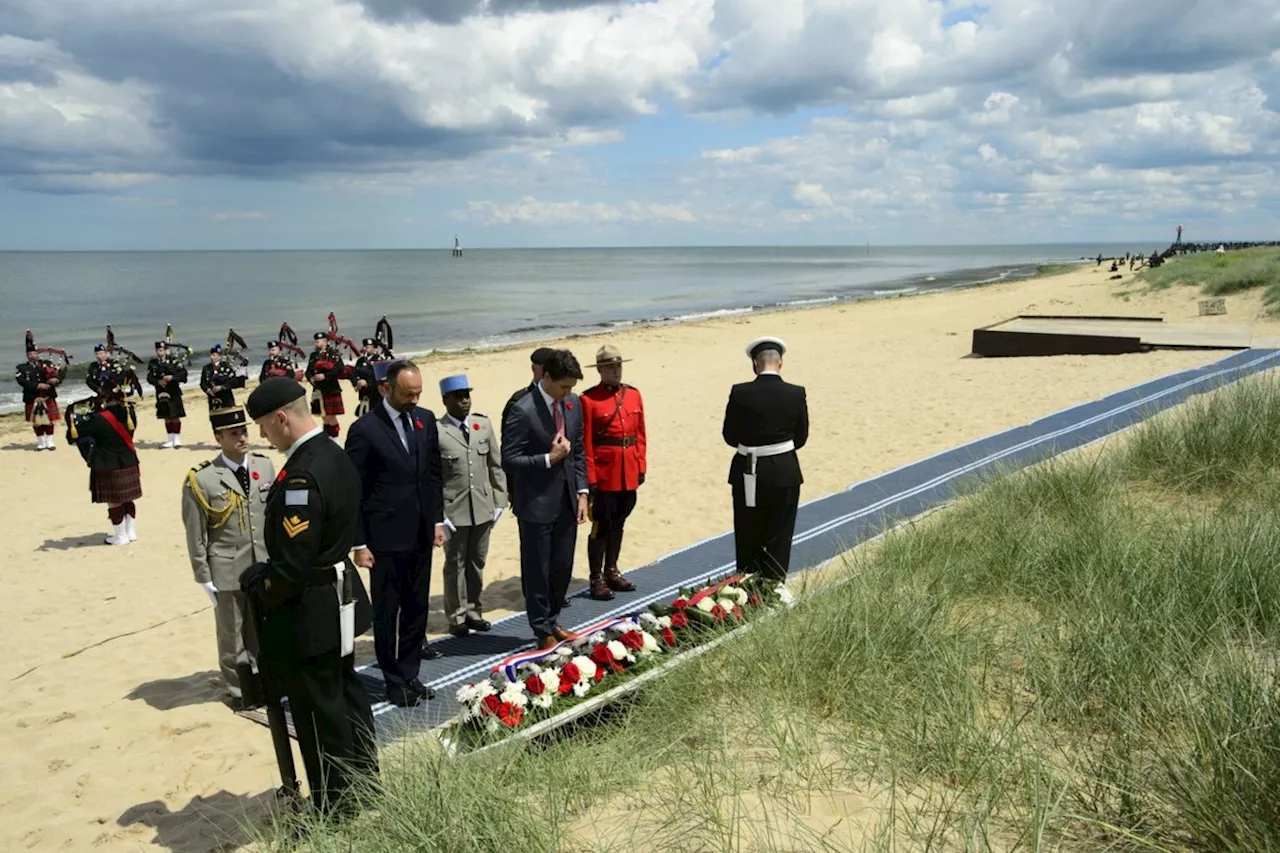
[189,460,212,473]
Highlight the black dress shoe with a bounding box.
[449,624,469,638]
[560,598,572,608]
[465,616,491,632]
[385,685,425,707]
[421,644,443,661]
[407,678,436,700]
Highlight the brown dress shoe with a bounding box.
[551,625,578,642]
[589,576,615,600]
[537,635,559,651]
[605,569,636,592]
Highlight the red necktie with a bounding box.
[553,400,565,436]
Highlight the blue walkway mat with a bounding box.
[354,348,1280,739]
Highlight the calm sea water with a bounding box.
[0,243,1137,412]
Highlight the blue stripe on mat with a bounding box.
[329,348,1279,739]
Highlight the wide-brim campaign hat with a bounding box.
[209,406,248,432]
[592,343,631,368]
[745,336,786,358]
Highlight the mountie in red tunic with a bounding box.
[581,383,647,492]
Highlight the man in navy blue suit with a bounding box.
[346,360,446,707]
[502,349,589,650]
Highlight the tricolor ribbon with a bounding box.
[686,574,742,608]
[497,616,634,681]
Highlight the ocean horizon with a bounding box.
[0,242,1146,413]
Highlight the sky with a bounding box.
[0,0,1277,250]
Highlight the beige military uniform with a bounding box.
[181,452,274,698]
[438,412,508,626]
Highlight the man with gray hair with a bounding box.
[721,336,809,583]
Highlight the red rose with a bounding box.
[497,701,524,728]
[748,594,762,607]
[559,662,580,691]
[251,471,260,480]
[590,644,623,674]
[672,598,689,610]
[620,631,645,651]
[660,627,677,647]
[710,605,727,622]
[482,694,501,715]
[731,605,744,621]
[525,675,545,695]
[275,469,287,483]
[414,419,424,430]
[670,612,689,629]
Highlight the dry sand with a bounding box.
[2,263,1277,851]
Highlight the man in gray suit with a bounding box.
[438,373,508,636]
[501,349,589,649]
[181,406,275,710]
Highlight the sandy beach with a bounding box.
[3,263,1277,852]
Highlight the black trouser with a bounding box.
[518,493,578,638]
[731,479,800,583]
[589,489,637,535]
[278,650,379,815]
[370,522,432,688]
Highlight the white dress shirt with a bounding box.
[534,381,588,494]
[383,397,412,452]
[219,453,245,473]
[284,425,324,461]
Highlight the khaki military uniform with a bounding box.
[438,413,508,626]
[181,452,274,698]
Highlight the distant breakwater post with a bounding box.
[452,236,462,258]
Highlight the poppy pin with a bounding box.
[414,419,424,430]
[276,469,287,483]
[566,401,573,410]
[251,471,260,480]
[472,423,481,431]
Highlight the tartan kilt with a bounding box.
[154,392,186,421]
[25,398,61,426]
[321,389,345,416]
[90,465,143,504]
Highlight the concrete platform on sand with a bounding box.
[972,315,1255,357]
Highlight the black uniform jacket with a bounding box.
[721,373,809,488]
[200,362,245,410]
[255,431,372,661]
[67,402,139,470]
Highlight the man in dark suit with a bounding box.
[501,346,556,435]
[240,377,377,818]
[345,360,446,707]
[501,349,589,649]
[721,337,809,583]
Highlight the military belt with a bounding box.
[304,566,338,585]
[596,436,638,447]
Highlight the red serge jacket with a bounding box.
[581,383,647,492]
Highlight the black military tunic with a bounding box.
[200,362,246,410]
[86,359,127,396]
[721,374,809,582]
[147,355,189,419]
[259,355,296,383]
[249,429,377,814]
[350,355,380,417]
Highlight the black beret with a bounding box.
[94,343,106,352]
[209,406,248,432]
[210,344,222,354]
[154,341,167,349]
[530,347,555,365]
[313,332,327,341]
[247,377,306,419]
[362,338,375,346]
[266,340,280,348]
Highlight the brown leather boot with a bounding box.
[588,534,614,600]
[604,531,636,592]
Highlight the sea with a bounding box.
[0,243,1139,413]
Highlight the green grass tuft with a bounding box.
[1136,248,1280,314]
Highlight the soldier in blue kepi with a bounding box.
[437,374,508,636]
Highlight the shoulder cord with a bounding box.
[185,469,247,531]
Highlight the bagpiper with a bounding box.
[350,338,384,418]
[14,334,64,451]
[581,344,645,600]
[148,340,190,448]
[259,340,298,383]
[181,406,274,709]
[86,343,126,396]
[66,377,143,546]
[200,344,247,414]
[305,332,348,439]
[721,337,809,582]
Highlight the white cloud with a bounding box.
[457,196,699,225]
[792,181,832,207]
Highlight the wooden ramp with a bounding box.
[972,315,1254,357]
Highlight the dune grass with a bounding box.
[253,375,1280,853]
[1136,247,1280,314]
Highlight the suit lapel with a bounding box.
[213,456,244,497]
[531,386,555,436]
[374,402,414,463]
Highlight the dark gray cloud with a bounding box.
[356,0,616,25]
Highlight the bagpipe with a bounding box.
[163,324,193,367]
[275,322,308,361]
[224,328,251,368]
[105,326,145,366]
[374,315,395,359]
[324,311,362,361]
[24,330,72,384]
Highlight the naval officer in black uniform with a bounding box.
[240,377,378,817]
[721,337,809,582]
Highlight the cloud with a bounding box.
[458,196,698,225]
[792,181,832,207]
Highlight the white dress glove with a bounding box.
[200,581,218,606]
[492,507,504,525]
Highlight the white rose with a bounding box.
[640,631,661,654]
[658,615,672,629]
[540,671,561,695]
[572,655,598,681]
[607,640,632,663]
[500,685,528,709]
[695,598,716,613]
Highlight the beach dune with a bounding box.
[1,263,1275,851]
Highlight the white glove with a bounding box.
[200,581,218,606]
[442,518,456,539]
[492,507,504,525]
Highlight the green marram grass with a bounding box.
[1136,247,1280,314]
[247,375,1280,853]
